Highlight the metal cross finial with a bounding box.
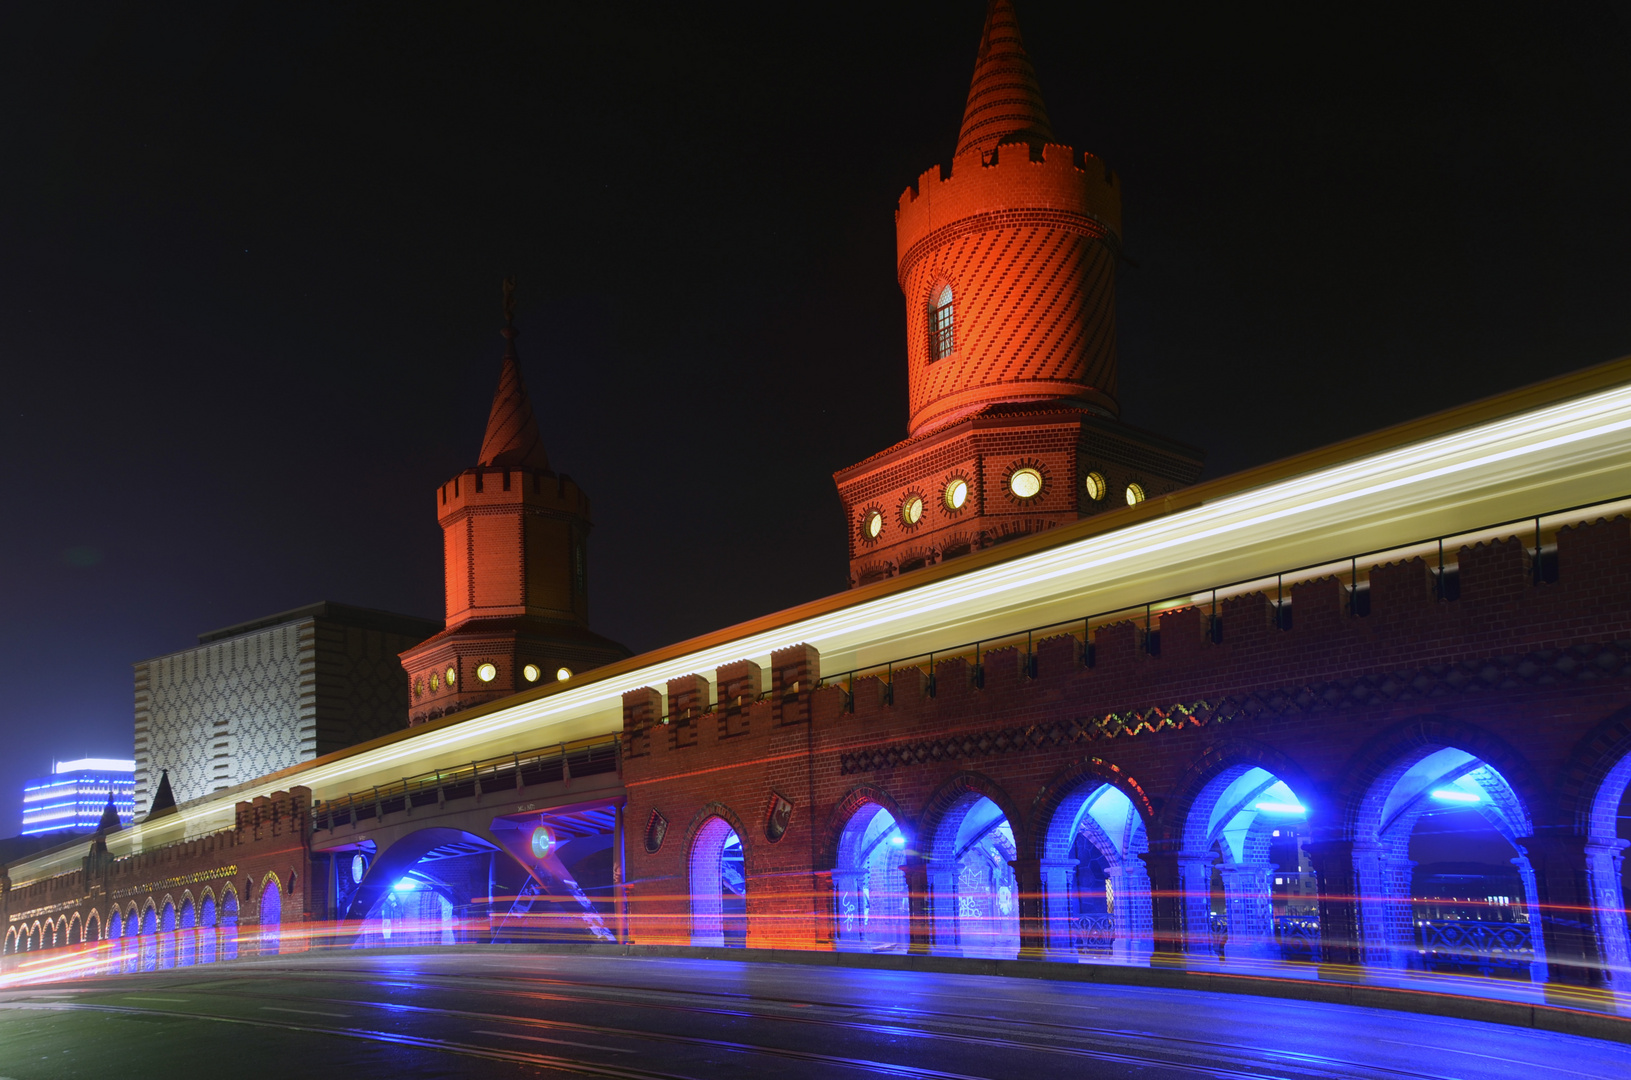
[502,275,517,326]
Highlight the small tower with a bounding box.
[834,0,1202,587]
[400,283,629,725]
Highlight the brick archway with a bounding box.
[1552,703,1631,992]
[918,771,1024,958]
[918,771,1027,861]
[685,802,748,949]
[1336,714,1550,980]
[819,785,908,871]
[1159,737,1323,847]
[1027,756,1155,861]
[1335,714,1548,841]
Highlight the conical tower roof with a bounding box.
[956,0,1056,158]
[96,791,122,832]
[144,769,177,821]
[477,282,552,471]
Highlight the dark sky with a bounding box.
[2,2,1629,836]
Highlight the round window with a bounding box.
[556,666,573,682]
[445,666,457,685]
[1009,467,1043,499]
[944,478,968,511]
[523,664,541,683]
[476,662,497,683]
[1084,471,1106,501]
[864,510,883,539]
[1125,482,1146,505]
[902,496,923,526]
[429,672,440,691]
[412,677,423,698]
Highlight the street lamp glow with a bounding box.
[1430,788,1481,803]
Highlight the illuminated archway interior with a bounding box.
[834,803,909,953]
[1182,766,1317,963]
[1356,746,1544,980]
[690,817,746,948]
[1041,782,1152,964]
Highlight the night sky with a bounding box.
[2,2,1629,836]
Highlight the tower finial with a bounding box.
[477,278,552,470]
[956,0,1055,159]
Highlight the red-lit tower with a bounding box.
[400,292,628,725]
[834,0,1202,586]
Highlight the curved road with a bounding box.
[1,951,1627,1079]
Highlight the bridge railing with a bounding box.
[816,491,1631,706]
[312,734,620,833]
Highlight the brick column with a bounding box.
[904,860,933,955]
[1218,862,1277,962]
[1039,857,1079,960]
[1143,846,1211,965]
[1519,829,1610,994]
[1306,839,1362,968]
[1010,855,1045,958]
[1586,838,1630,998]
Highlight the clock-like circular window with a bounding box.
[863,510,883,539]
[902,496,923,526]
[1084,471,1107,501]
[476,662,497,683]
[1009,467,1043,499]
[944,478,968,511]
[1125,482,1146,505]
[445,666,457,685]
[556,666,574,682]
[523,664,541,682]
[429,672,440,691]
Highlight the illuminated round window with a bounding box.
[944,478,968,511]
[412,677,423,698]
[902,496,923,526]
[1125,482,1146,505]
[445,666,457,685]
[863,510,883,539]
[476,662,497,683]
[556,666,573,682]
[1008,467,1043,499]
[429,672,440,691]
[1084,471,1106,501]
[351,854,366,884]
[523,664,541,683]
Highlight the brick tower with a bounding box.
[834,0,1202,587]
[400,288,628,725]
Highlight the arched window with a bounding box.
[929,285,955,361]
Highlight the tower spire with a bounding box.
[477,276,552,471]
[956,0,1055,159]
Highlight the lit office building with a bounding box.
[20,759,135,835]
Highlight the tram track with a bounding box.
[200,961,1609,1080]
[6,960,1602,1080]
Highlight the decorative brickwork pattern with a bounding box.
[134,604,436,814]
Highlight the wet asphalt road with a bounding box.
[0,950,1628,1079]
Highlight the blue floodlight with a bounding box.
[1254,801,1307,815]
[393,878,418,891]
[890,834,907,847]
[1430,788,1481,804]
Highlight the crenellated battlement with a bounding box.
[895,143,1121,278]
[622,516,1631,771]
[436,465,590,525]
